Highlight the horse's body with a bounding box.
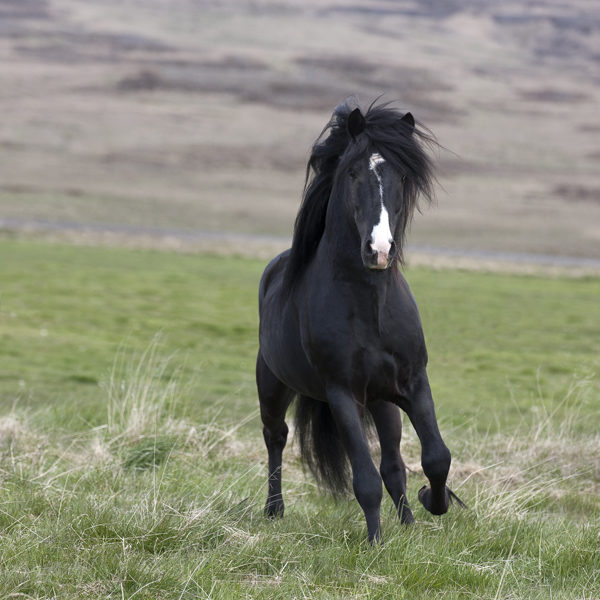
[257,101,462,542]
[259,248,425,406]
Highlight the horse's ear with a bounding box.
[400,112,415,132]
[347,108,366,140]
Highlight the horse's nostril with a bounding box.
[389,240,397,256]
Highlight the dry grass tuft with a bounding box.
[448,374,600,518]
[105,335,182,442]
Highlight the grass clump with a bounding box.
[106,337,180,441]
[104,336,184,473]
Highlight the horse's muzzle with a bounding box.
[362,240,396,270]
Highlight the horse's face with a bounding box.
[346,152,404,270]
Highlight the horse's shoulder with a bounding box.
[259,249,291,301]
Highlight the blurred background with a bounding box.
[1,0,599,265]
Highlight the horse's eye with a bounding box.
[348,169,358,180]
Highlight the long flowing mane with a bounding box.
[284,100,436,287]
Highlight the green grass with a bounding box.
[1,238,598,433]
[0,238,599,599]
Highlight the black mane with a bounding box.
[284,100,436,287]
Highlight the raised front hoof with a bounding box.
[264,499,285,519]
[418,485,466,515]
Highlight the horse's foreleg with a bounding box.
[257,351,293,518]
[328,388,383,543]
[405,373,456,516]
[368,401,414,524]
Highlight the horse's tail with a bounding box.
[294,395,351,497]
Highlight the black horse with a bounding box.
[257,100,463,542]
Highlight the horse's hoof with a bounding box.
[418,485,466,515]
[367,528,383,545]
[264,501,284,518]
[418,484,448,515]
[399,504,415,525]
[418,485,438,514]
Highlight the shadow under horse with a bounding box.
[257,100,464,542]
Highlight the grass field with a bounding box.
[1,238,599,598]
[3,1,600,596]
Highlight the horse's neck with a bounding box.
[320,214,397,298]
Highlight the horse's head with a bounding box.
[285,101,435,287]
[341,108,420,271]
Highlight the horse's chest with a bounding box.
[308,306,424,397]
[359,344,414,399]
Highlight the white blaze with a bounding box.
[368,153,392,268]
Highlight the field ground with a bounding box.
[1,239,599,598]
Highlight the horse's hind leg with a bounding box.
[368,401,414,524]
[256,351,294,517]
[405,372,458,516]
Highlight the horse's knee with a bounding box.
[422,444,451,484]
[263,423,288,450]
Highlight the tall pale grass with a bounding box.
[106,335,181,442]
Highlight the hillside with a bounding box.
[1,0,599,258]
